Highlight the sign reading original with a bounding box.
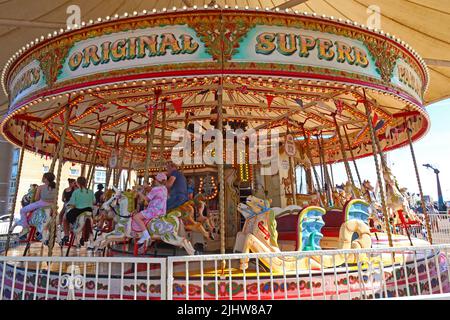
[68,33,200,71]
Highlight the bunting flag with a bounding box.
[334,100,344,115]
[59,113,65,123]
[295,98,304,109]
[171,98,183,115]
[356,111,384,140]
[266,95,275,109]
[198,89,210,95]
[237,85,249,94]
[98,104,107,112]
[145,103,156,118]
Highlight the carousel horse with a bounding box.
[168,195,213,240]
[383,168,420,224]
[91,187,196,256]
[383,168,419,244]
[63,206,94,256]
[20,206,53,256]
[361,180,384,231]
[20,185,38,208]
[14,186,53,255]
[235,196,372,271]
[281,176,293,194]
[344,181,362,199]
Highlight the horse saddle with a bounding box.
[72,211,92,230]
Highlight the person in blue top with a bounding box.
[166,162,189,211]
[187,178,195,200]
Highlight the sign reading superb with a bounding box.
[255,32,369,68]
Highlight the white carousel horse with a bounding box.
[361,180,384,230]
[63,207,95,256]
[91,187,196,255]
[383,168,420,225]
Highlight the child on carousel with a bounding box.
[132,173,168,244]
[16,173,57,240]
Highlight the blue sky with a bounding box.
[299,99,450,202]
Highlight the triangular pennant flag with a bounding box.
[372,112,379,128]
[266,95,275,109]
[198,89,209,95]
[59,113,65,123]
[98,104,107,112]
[171,98,183,115]
[295,98,304,109]
[374,119,385,131]
[334,100,344,115]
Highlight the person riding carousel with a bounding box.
[133,172,168,244]
[166,162,189,211]
[17,172,57,240]
[61,176,95,245]
[59,178,77,226]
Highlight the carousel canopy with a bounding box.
[0,2,446,169]
[0,0,448,112]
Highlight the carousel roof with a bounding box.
[0,0,448,114]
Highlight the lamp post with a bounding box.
[423,164,446,212]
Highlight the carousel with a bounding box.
[0,6,448,299]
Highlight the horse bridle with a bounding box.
[106,195,132,218]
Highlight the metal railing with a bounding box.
[1,245,449,300]
[0,256,166,300]
[167,244,450,300]
[428,213,450,244]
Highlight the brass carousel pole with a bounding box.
[218,10,226,265]
[80,134,94,177]
[49,140,61,173]
[286,119,297,205]
[4,123,27,255]
[343,126,363,187]
[301,125,324,206]
[333,114,355,188]
[406,120,433,244]
[159,101,167,167]
[48,104,72,256]
[125,153,133,190]
[86,124,101,183]
[144,92,159,184]
[114,130,126,187]
[362,90,393,247]
[105,167,112,189]
[319,134,333,207]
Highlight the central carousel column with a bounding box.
[363,91,393,248]
[48,104,72,256]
